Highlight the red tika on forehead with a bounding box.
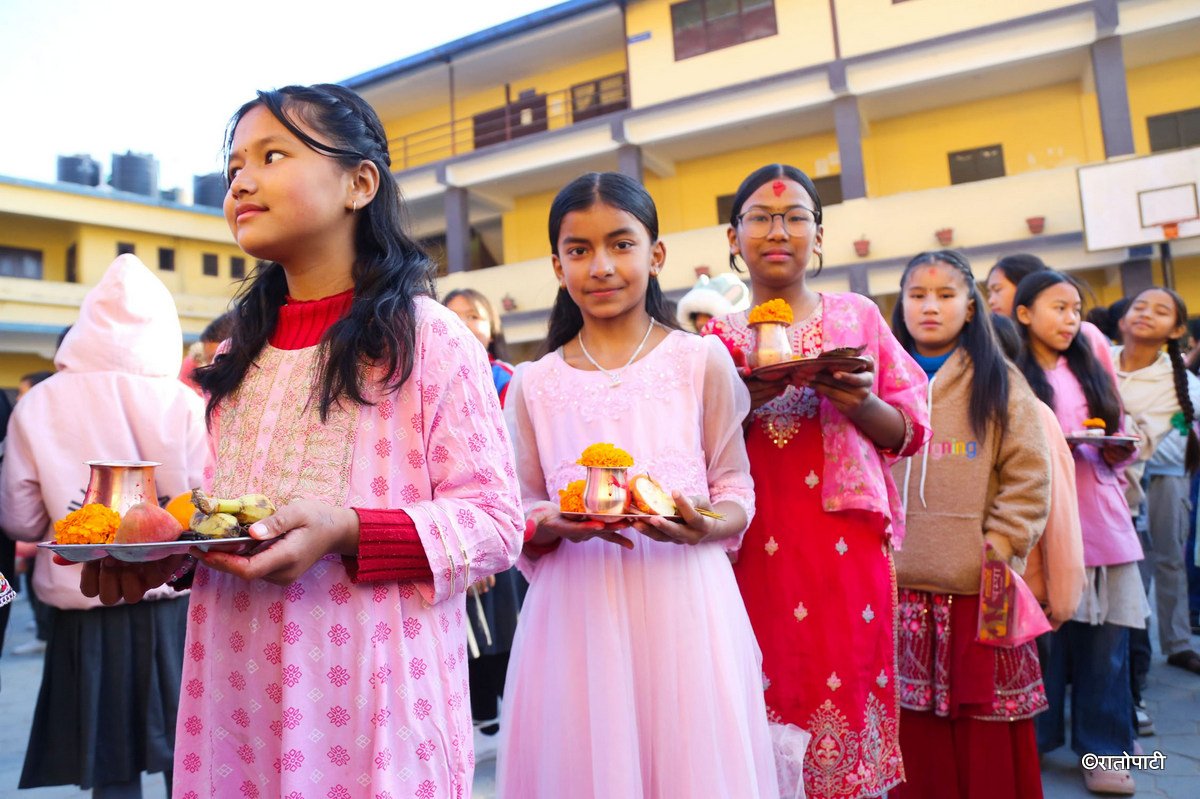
[771,180,786,197]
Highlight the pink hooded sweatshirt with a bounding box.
[0,254,207,610]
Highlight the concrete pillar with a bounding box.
[617,144,643,184]
[444,186,470,273]
[1091,36,1135,158]
[834,96,867,201]
[1119,255,1153,297]
[848,264,870,296]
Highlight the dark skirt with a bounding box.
[20,595,189,789]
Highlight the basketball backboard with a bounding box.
[1077,147,1200,252]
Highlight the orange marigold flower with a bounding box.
[747,298,794,326]
[558,480,586,513]
[576,442,634,468]
[54,503,121,545]
[1082,417,1106,431]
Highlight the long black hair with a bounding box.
[543,172,679,355]
[727,163,824,275]
[197,84,435,423]
[1013,270,1121,433]
[1125,286,1199,473]
[892,249,1009,441]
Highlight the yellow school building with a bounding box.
[345,0,1200,357]
[2,0,1199,386]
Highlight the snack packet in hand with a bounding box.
[976,541,1051,648]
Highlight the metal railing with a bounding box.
[388,72,630,171]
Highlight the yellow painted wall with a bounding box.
[625,0,834,109]
[0,353,55,390]
[502,188,558,265]
[0,214,77,281]
[864,82,1102,197]
[1168,254,1200,316]
[497,131,841,263]
[65,223,244,297]
[648,131,842,234]
[834,0,1079,58]
[1126,53,1200,156]
[383,49,626,170]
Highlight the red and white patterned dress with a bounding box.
[705,295,929,799]
[172,296,524,799]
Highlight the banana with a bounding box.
[191,489,275,525]
[193,512,240,539]
[213,494,276,524]
[191,488,217,516]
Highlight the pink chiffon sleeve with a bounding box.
[698,336,755,549]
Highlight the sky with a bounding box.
[0,0,561,195]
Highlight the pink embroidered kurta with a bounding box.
[496,332,779,798]
[705,292,929,547]
[172,296,524,799]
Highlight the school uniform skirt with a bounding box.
[19,595,188,789]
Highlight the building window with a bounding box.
[571,72,630,123]
[230,256,246,280]
[1148,107,1200,152]
[671,0,777,61]
[202,253,219,276]
[66,243,78,283]
[0,246,43,279]
[158,247,175,271]
[117,242,135,256]
[948,144,1005,185]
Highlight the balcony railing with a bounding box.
[388,71,630,171]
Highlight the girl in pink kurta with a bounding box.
[1012,270,1144,796]
[81,84,523,799]
[496,172,779,798]
[703,165,929,799]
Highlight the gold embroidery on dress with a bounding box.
[752,303,824,448]
[214,348,358,505]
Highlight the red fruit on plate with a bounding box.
[114,501,183,544]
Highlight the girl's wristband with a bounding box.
[166,554,197,589]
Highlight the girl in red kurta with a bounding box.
[704,164,929,799]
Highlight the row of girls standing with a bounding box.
[496,164,933,799]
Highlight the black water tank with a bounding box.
[160,188,181,203]
[110,151,159,196]
[57,154,101,186]
[193,172,226,208]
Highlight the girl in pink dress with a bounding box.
[496,172,779,798]
[81,84,524,799]
[703,164,930,799]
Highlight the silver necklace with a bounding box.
[578,319,657,388]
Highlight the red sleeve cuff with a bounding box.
[342,508,433,584]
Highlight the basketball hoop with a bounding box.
[1163,221,1180,240]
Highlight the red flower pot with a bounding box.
[853,238,870,258]
[1026,216,1045,235]
[935,228,953,246]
